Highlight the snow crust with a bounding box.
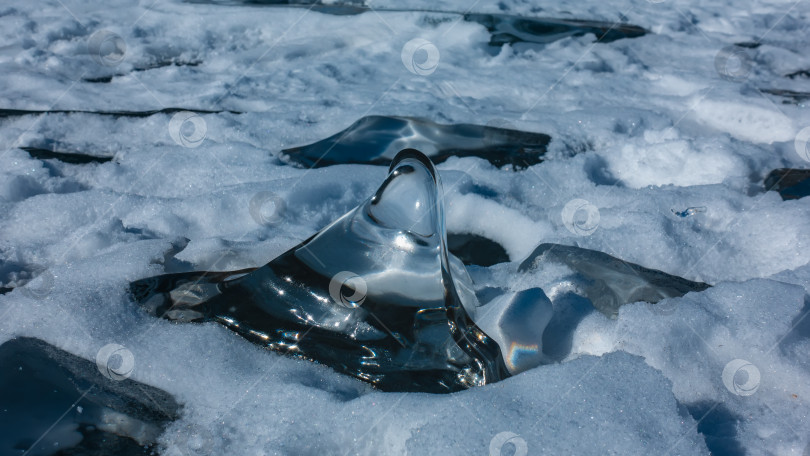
[1,0,809,454]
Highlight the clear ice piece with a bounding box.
[130,149,508,393]
[518,243,710,317]
[281,115,550,169]
[475,288,554,375]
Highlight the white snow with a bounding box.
[1,0,809,454]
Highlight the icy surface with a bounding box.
[1,0,810,454]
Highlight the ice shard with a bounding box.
[474,288,554,375]
[280,115,550,169]
[0,337,180,456]
[518,243,711,317]
[183,3,648,49]
[764,168,810,200]
[463,13,647,47]
[130,149,509,393]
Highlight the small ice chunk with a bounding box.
[519,243,710,317]
[671,206,707,218]
[474,288,554,374]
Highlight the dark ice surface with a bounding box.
[463,13,647,47]
[760,88,810,104]
[682,401,746,456]
[764,168,810,200]
[281,115,551,169]
[446,233,510,266]
[21,147,114,165]
[519,243,710,317]
[0,338,180,456]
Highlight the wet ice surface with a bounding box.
[187,1,649,49]
[1,0,810,454]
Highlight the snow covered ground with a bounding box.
[1,0,809,454]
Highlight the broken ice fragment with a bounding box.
[475,288,554,375]
[760,88,810,105]
[179,2,649,49]
[281,115,550,169]
[0,337,180,456]
[131,149,508,393]
[764,168,810,200]
[463,13,647,47]
[518,243,710,317]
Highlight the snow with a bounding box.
[1,0,810,454]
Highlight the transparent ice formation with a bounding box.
[130,150,712,392]
[281,115,550,169]
[474,288,554,375]
[518,243,711,318]
[131,149,509,393]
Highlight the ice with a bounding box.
[474,288,554,374]
[765,168,810,200]
[518,243,710,317]
[0,337,179,456]
[464,13,647,47]
[573,279,810,455]
[185,3,649,50]
[1,0,809,454]
[130,149,508,393]
[281,115,550,169]
[445,232,510,266]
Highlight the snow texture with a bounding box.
[1,0,809,454]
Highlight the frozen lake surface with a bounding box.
[1,0,809,454]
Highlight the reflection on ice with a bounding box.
[475,288,553,374]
